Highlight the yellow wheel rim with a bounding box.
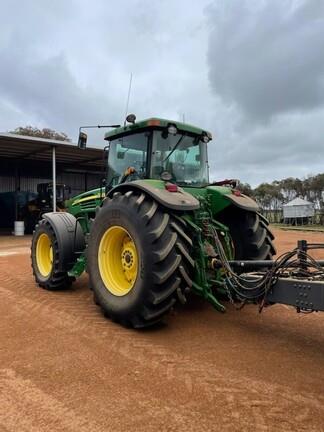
[36,233,53,277]
[98,226,138,296]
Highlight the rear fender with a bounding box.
[206,186,259,214]
[224,193,259,211]
[42,212,85,270]
[106,180,200,211]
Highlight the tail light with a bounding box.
[232,189,242,197]
[165,183,178,192]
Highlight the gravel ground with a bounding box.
[1,228,324,432]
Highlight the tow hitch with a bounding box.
[213,239,324,313]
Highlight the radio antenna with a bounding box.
[124,73,133,124]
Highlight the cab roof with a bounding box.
[104,117,212,141]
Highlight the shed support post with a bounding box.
[52,146,56,211]
[14,163,19,221]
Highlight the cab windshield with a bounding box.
[151,131,209,186]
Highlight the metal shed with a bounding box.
[0,133,105,233]
[283,197,315,224]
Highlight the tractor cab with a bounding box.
[103,118,211,188]
[37,182,71,207]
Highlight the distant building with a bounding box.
[283,197,315,225]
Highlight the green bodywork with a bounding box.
[66,181,233,237]
[66,180,237,311]
[66,188,106,233]
[65,118,257,311]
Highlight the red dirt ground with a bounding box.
[1,228,324,432]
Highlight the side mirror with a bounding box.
[78,131,88,149]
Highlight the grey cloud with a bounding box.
[0,0,210,145]
[208,106,324,185]
[204,0,324,186]
[207,0,324,122]
[0,0,323,186]
[0,50,118,141]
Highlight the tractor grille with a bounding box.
[79,200,97,211]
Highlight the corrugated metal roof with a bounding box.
[283,197,313,207]
[0,133,104,170]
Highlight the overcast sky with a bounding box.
[1,0,323,186]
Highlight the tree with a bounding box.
[278,177,299,202]
[306,174,324,209]
[253,182,284,222]
[10,126,71,142]
[237,182,253,197]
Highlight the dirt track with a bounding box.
[1,228,324,431]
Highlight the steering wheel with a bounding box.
[120,166,140,183]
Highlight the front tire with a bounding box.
[87,191,194,328]
[31,219,73,290]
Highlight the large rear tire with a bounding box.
[219,208,276,260]
[87,191,194,328]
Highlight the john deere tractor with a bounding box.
[31,116,324,328]
[23,182,70,233]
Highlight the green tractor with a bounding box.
[31,116,324,328]
[23,182,71,233]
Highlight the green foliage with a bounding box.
[10,126,71,142]
[243,174,324,211]
[254,181,284,211]
[237,182,253,196]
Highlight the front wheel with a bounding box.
[31,219,73,290]
[87,191,194,328]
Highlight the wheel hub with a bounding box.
[36,233,53,277]
[121,239,137,283]
[98,226,139,296]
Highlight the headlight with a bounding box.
[167,124,178,135]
